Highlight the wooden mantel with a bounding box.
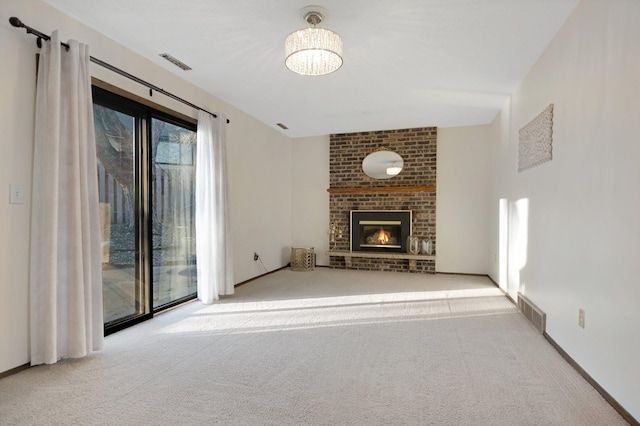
[326,185,436,194]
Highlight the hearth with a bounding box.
[350,210,412,253]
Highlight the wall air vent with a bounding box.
[517,293,546,334]
[159,53,192,71]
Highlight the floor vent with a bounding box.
[517,293,546,334]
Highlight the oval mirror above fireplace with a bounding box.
[362,150,404,179]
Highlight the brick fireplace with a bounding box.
[329,127,437,273]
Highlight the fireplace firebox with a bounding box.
[351,210,412,253]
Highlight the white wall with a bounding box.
[291,136,330,266]
[0,4,35,375]
[227,119,292,280]
[437,125,492,274]
[488,0,640,418]
[0,0,292,373]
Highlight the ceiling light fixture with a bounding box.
[285,7,343,76]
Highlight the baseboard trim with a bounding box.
[0,362,30,380]
[544,333,639,426]
[486,274,499,287]
[435,271,487,277]
[234,265,289,288]
[436,272,519,306]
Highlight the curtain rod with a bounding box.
[9,17,229,124]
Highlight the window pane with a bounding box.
[151,118,197,309]
[94,104,148,325]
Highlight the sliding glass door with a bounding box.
[94,101,148,327]
[93,87,197,333]
[151,117,197,309]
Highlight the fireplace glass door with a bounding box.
[351,210,412,253]
[361,222,402,249]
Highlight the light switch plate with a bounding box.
[9,184,25,204]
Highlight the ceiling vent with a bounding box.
[159,53,192,71]
[276,123,289,130]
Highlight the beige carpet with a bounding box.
[0,268,628,425]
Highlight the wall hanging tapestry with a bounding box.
[518,103,554,172]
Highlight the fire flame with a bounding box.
[377,228,390,244]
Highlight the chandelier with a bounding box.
[285,8,343,76]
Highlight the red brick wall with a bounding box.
[329,127,437,273]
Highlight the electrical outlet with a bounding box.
[578,308,585,329]
[253,252,259,261]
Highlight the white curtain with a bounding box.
[30,31,104,365]
[195,111,234,303]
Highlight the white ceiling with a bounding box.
[41,0,578,137]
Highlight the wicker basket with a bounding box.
[290,247,315,271]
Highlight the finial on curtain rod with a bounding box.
[10,16,68,50]
[8,16,229,124]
